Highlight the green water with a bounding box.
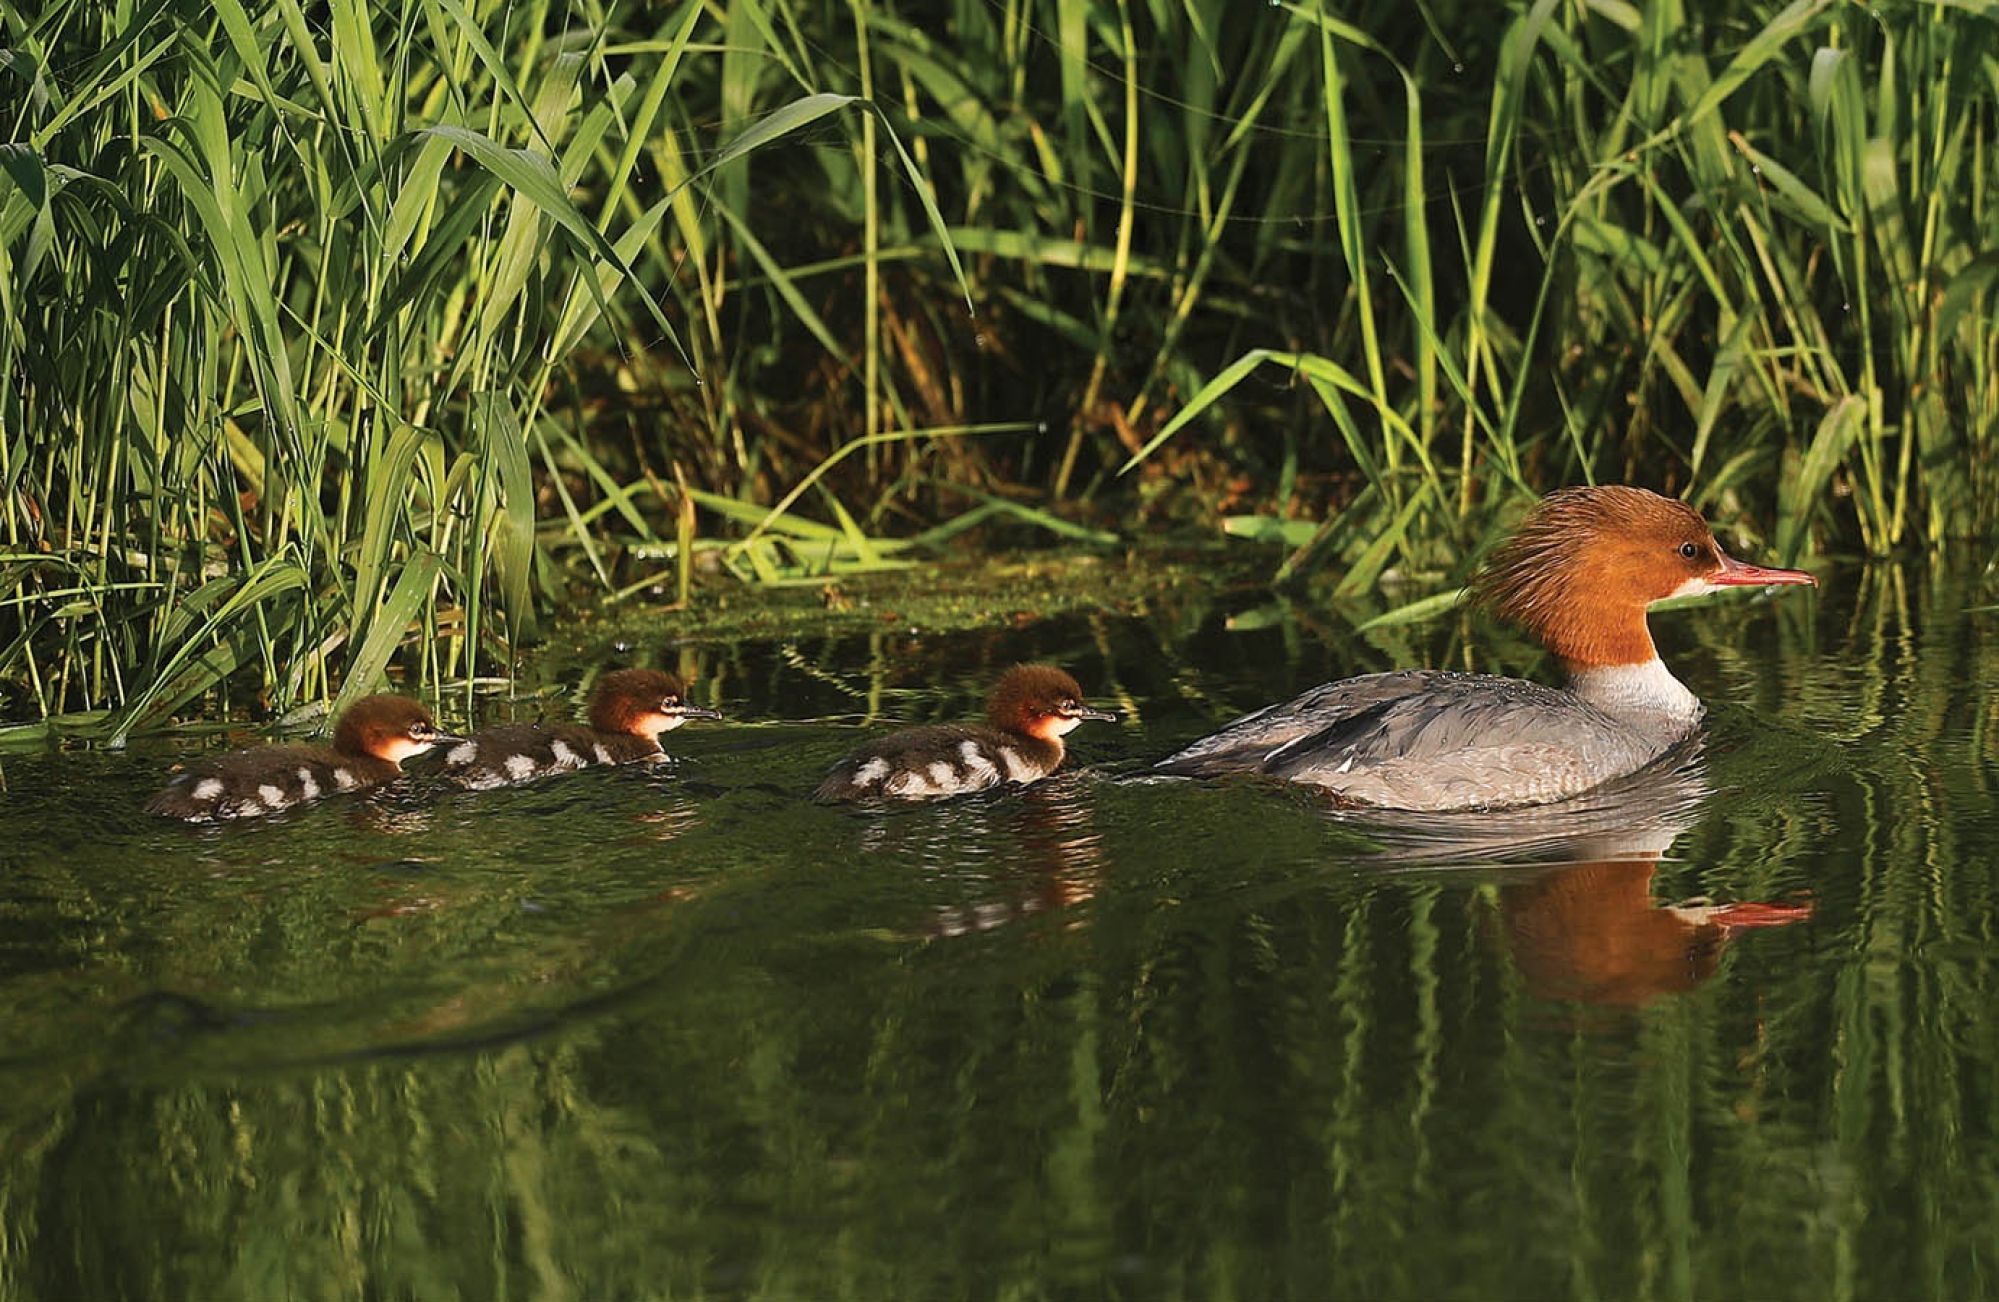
[1,559,1995,1300]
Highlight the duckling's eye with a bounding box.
[660,697,679,710]
[410,722,434,739]
[1677,541,1701,560]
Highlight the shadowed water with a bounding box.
[0,558,1994,1300]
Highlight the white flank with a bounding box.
[998,748,1038,783]
[884,770,932,798]
[504,754,536,781]
[296,768,320,801]
[957,741,999,786]
[192,778,224,801]
[257,784,286,807]
[593,744,614,765]
[446,742,477,765]
[333,768,358,790]
[550,740,579,766]
[853,758,890,786]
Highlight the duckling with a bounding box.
[148,695,457,821]
[442,668,721,790]
[816,663,1116,801]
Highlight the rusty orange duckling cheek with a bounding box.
[1023,713,1081,742]
[632,710,684,741]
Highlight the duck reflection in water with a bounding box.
[1354,750,1812,1006]
[1500,858,1810,1005]
[930,780,1106,938]
[847,777,1105,939]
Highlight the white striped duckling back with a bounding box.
[148,695,455,822]
[816,663,1116,802]
[441,668,722,790]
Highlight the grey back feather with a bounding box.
[1156,670,1692,810]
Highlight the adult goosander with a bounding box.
[1155,485,1816,810]
[441,668,722,789]
[148,695,459,821]
[816,663,1116,801]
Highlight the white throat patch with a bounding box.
[378,736,436,765]
[1663,574,1722,600]
[632,712,681,741]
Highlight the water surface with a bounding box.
[1,558,1994,1300]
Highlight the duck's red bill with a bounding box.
[1711,551,1818,587]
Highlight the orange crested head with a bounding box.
[589,667,723,740]
[333,695,456,765]
[1470,486,1815,669]
[985,664,1117,742]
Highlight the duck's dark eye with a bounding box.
[660,697,678,710]
[410,723,433,739]
[1677,541,1701,560]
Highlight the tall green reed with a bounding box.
[0,0,968,729]
[3,0,1996,727]
[1133,0,1999,576]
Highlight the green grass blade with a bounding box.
[332,548,441,720]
